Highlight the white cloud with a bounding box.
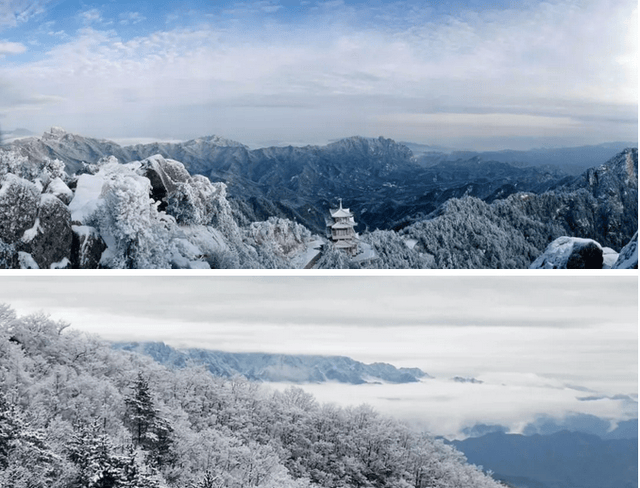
[0,40,26,56]
[223,1,284,15]
[283,376,635,438]
[0,0,636,146]
[78,8,103,26]
[0,0,50,29]
[119,12,146,26]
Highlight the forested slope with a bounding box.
[346,148,638,269]
[0,306,503,488]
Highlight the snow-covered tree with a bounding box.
[88,166,175,268]
[0,305,505,488]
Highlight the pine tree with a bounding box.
[123,372,175,468]
[124,373,157,448]
[0,393,21,469]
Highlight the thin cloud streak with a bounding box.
[288,376,636,438]
[0,276,635,330]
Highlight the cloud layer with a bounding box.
[2,276,636,388]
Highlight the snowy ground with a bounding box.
[291,237,323,269]
[353,241,376,262]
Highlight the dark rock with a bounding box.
[71,225,107,269]
[139,155,191,211]
[0,175,40,244]
[19,194,73,269]
[566,241,604,269]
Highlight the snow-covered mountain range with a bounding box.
[10,129,575,233]
[113,341,429,385]
[0,127,636,268]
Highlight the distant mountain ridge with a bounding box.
[461,415,638,440]
[452,430,638,488]
[11,129,576,233]
[409,142,637,174]
[113,341,430,384]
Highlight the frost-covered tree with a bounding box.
[88,166,175,268]
[0,148,65,187]
[124,373,174,468]
[0,305,505,488]
[313,242,355,269]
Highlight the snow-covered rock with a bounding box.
[17,251,39,269]
[20,194,73,269]
[68,172,108,223]
[530,236,607,269]
[45,177,74,205]
[0,174,40,244]
[139,154,190,210]
[601,247,619,269]
[612,231,638,269]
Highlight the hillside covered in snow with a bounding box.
[0,305,505,488]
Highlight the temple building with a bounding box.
[326,199,358,256]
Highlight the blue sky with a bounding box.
[0,0,637,149]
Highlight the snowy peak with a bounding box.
[326,135,414,160]
[11,128,129,175]
[561,147,638,196]
[42,126,69,140]
[184,134,247,148]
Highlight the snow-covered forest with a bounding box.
[0,305,506,488]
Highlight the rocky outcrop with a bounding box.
[612,231,638,269]
[0,175,40,244]
[45,177,74,205]
[71,225,107,269]
[557,148,638,250]
[19,194,73,269]
[530,236,615,269]
[139,155,191,211]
